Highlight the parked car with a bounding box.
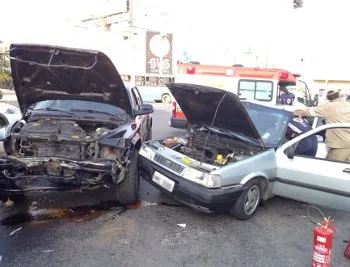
[0,43,153,205]
[0,102,22,140]
[139,83,350,220]
[169,95,187,128]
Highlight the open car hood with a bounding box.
[167,83,265,148]
[9,44,132,115]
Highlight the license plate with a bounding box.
[152,171,175,192]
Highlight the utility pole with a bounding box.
[265,44,269,68]
[127,0,137,86]
[128,0,134,29]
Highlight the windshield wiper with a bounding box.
[204,126,261,146]
[219,128,261,146]
[70,108,123,119]
[34,107,74,115]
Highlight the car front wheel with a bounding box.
[161,93,171,103]
[229,179,262,220]
[117,150,139,205]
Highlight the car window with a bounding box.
[131,90,140,108]
[238,80,273,101]
[243,102,291,147]
[286,81,312,107]
[133,87,143,105]
[287,126,350,162]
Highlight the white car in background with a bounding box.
[0,102,22,140]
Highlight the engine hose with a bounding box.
[306,205,326,225]
[306,205,336,231]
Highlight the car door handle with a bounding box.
[343,168,350,173]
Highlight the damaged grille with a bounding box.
[153,154,185,174]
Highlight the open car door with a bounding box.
[272,123,350,212]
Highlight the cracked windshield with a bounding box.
[0,0,350,266]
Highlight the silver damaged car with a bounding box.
[139,83,350,220]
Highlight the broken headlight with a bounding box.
[139,145,155,160]
[182,167,221,188]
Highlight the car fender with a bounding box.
[0,114,11,140]
[98,123,133,148]
[131,132,140,145]
[239,172,270,198]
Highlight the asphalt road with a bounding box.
[0,99,349,267]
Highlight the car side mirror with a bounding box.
[134,104,154,117]
[285,146,295,159]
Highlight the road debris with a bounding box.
[177,223,186,228]
[9,227,22,236]
[0,255,2,262]
[141,202,158,207]
[110,207,127,220]
[42,250,54,253]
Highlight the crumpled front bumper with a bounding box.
[0,156,116,194]
[139,155,245,213]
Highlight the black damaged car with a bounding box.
[0,44,153,205]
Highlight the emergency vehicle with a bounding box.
[170,62,315,128]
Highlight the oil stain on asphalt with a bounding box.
[1,201,127,226]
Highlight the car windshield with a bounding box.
[31,100,128,119]
[243,102,292,147]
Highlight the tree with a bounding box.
[0,53,12,88]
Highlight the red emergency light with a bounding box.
[279,71,289,79]
[186,66,196,74]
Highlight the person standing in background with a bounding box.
[292,90,350,161]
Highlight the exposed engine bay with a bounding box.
[0,118,131,190]
[5,119,119,160]
[160,128,261,166]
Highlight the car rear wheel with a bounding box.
[229,179,262,220]
[161,93,171,104]
[117,150,139,205]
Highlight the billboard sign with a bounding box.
[146,31,173,75]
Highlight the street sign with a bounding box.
[146,31,173,75]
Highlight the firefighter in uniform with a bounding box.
[286,116,318,157]
[292,90,350,161]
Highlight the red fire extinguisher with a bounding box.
[344,230,350,259]
[308,206,337,267]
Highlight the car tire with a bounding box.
[229,179,262,220]
[117,149,139,205]
[161,93,171,104]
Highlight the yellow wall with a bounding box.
[313,80,350,95]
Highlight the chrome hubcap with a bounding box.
[244,185,260,215]
[162,94,170,103]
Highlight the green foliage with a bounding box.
[0,55,11,81]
